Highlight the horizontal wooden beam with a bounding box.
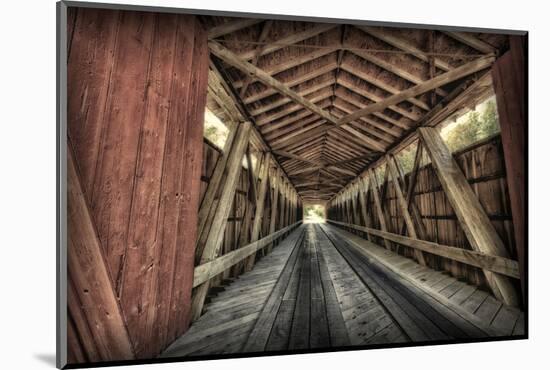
[232,47,338,88]
[250,78,335,116]
[273,149,319,165]
[327,220,520,279]
[193,221,303,288]
[208,19,263,39]
[358,26,453,71]
[340,62,430,111]
[209,40,339,125]
[442,31,497,54]
[243,62,338,104]
[335,56,495,127]
[238,24,338,60]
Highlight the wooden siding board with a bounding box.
[67,9,207,361]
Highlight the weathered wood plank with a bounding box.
[193,223,301,287]
[241,228,304,352]
[67,146,135,361]
[309,228,331,349]
[245,153,273,270]
[288,235,312,349]
[316,228,352,347]
[491,37,526,302]
[387,155,427,265]
[335,56,494,127]
[209,40,339,125]
[419,126,519,306]
[327,220,520,279]
[368,169,393,250]
[192,122,252,321]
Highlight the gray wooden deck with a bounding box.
[161,223,524,358]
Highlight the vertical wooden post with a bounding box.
[345,190,352,225]
[491,36,527,303]
[368,169,393,250]
[379,162,390,209]
[191,122,252,320]
[197,126,238,242]
[236,149,261,258]
[357,177,373,241]
[350,184,359,228]
[399,142,425,235]
[266,166,280,253]
[279,179,287,230]
[285,182,292,228]
[245,153,272,270]
[387,155,427,265]
[419,126,519,306]
[285,184,290,235]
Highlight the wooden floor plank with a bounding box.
[440,280,466,298]
[320,225,433,342]
[242,228,305,352]
[309,229,331,349]
[511,312,525,336]
[449,285,477,305]
[322,225,494,340]
[163,222,524,359]
[461,289,489,313]
[265,300,296,351]
[288,231,312,350]
[474,295,502,323]
[491,305,520,336]
[317,239,351,347]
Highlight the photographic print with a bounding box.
[58,1,527,367]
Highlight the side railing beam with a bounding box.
[326,220,519,279]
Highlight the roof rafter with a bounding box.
[208,18,263,39]
[243,62,338,104]
[358,26,453,71]
[239,20,274,96]
[274,149,358,177]
[238,23,338,60]
[340,62,430,110]
[232,47,338,88]
[349,48,448,97]
[442,31,497,54]
[209,40,340,125]
[334,56,494,127]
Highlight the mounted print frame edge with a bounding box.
[57,1,528,368]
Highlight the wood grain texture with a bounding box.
[491,36,526,302]
[67,9,208,361]
[327,220,520,279]
[418,127,519,307]
[191,122,252,321]
[327,136,520,298]
[67,145,135,362]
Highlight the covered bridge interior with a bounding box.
[65,6,526,366]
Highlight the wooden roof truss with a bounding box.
[202,17,506,203]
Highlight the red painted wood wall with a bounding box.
[67,7,208,363]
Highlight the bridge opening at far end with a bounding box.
[303,204,326,223]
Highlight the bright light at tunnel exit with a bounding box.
[303,204,326,223]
